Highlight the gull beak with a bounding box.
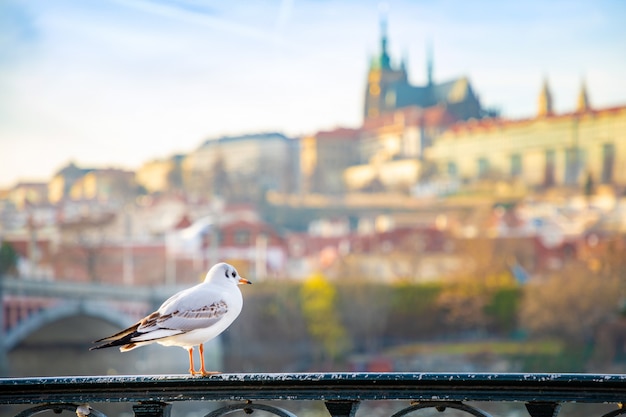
[238,277,252,285]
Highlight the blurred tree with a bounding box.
[436,236,520,333]
[55,214,114,282]
[0,241,19,277]
[584,171,595,198]
[386,283,443,341]
[337,282,391,354]
[601,237,626,305]
[300,272,350,368]
[210,151,232,199]
[484,285,522,334]
[436,274,492,332]
[519,265,620,344]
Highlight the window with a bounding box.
[234,230,251,245]
[565,147,582,185]
[215,230,224,245]
[447,161,458,177]
[544,149,555,186]
[477,157,489,178]
[510,154,522,177]
[601,143,615,184]
[203,229,223,247]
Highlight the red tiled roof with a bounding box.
[362,105,458,131]
[174,214,192,229]
[445,104,626,136]
[286,226,450,257]
[314,127,361,140]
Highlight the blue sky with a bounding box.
[1,0,625,188]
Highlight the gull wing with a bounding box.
[136,285,229,334]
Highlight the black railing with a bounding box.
[1,373,625,417]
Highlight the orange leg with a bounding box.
[199,343,219,376]
[187,347,198,375]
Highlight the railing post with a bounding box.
[133,401,172,417]
[0,274,8,376]
[324,400,360,417]
[525,402,561,417]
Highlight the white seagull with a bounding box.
[91,262,251,376]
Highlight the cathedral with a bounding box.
[363,19,489,122]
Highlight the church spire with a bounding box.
[378,9,391,70]
[426,40,433,86]
[538,77,554,117]
[576,80,591,112]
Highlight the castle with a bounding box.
[363,18,489,123]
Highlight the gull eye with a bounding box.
[231,271,236,278]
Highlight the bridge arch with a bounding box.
[4,300,137,351]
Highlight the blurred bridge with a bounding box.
[0,277,178,374]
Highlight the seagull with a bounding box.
[91,262,251,376]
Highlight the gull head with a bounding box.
[205,262,252,286]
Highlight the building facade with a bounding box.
[69,168,136,203]
[48,162,92,204]
[426,82,626,189]
[136,155,185,194]
[301,127,361,195]
[345,106,457,192]
[183,132,297,200]
[6,182,49,209]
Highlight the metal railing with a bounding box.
[1,373,625,417]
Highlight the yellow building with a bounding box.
[426,82,626,188]
[344,106,456,192]
[136,155,184,194]
[300,128,361,195]
[48,162,91,204]
[69,168,136,202]
[7,182,48,209]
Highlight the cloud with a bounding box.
[111,0,294,48]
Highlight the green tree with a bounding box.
[299,272,350,368]
[584,171,595,198]
[0,241,18,277]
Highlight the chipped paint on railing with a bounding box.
[2,373,626,417]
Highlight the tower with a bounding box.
[538,78,554,117]
[378,15,391,71]
[426,40,433,87]
[363,16,395,119]
[576,80,591,112]
[363,14,408,120]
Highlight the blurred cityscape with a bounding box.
[2,17,626,385]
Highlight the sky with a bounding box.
[1,0,625,188]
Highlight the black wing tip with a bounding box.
[90,322,142,350]
[90,332,138,351]
[89,340,119,350]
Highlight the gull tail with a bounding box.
[90,323,143,352]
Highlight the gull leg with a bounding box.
[187,347,198,375]
[199,343,219,376]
